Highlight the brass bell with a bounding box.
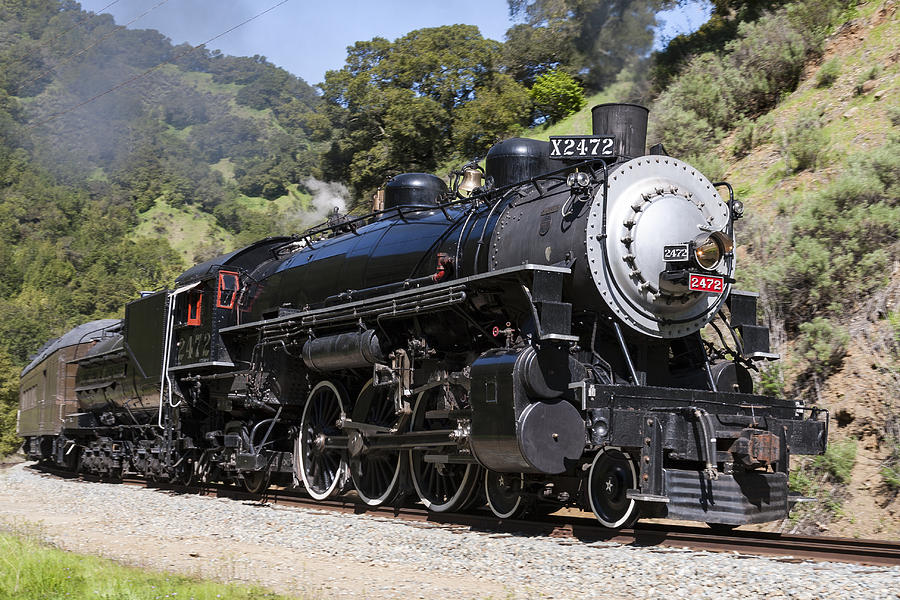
[372,188,385,212]
[458,168,484,195]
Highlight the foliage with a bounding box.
[234,133,316,200]
[319,25,532,199]
[815,57,841,88]
[453,73,533,158]
[507,0,673,90]
[814,438,857,484]
[796,317,849,377]
[684,152,726,182]
[889,106,900,128]
[529,70,586,123]
[651,2,844,155]
[882,416,900,491]
[779,109,828,173]
[731,118,756,157]
[0,348,20,456]
[0,528,291,599]
[651,0,791,90]
[756,363,785,396]
[789,438,856,526]
[854,64,882,95]
[758,139,900,331]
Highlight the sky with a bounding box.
[76,0,712,86]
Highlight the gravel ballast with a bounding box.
[1,462,898,600]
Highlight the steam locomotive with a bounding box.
[18,103,827,528]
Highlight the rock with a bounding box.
[861,80,877,94]
[874,89,887,100]
[843,107,859,119]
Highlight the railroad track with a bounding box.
[31,464,900,568]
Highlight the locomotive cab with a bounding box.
[171,269,240,370]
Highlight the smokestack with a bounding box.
[591,103,649,159]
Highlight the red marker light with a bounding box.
[492,326,500,337]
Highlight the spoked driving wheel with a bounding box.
[408,386,479,512]
[587,447,639,529]
[297,380,349,500]
[350,380,404,506]
[485,470,527,519]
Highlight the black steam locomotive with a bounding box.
[18,104,827,528]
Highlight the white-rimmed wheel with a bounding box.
[350,380,404,506]
[485,470,527,519]
[297,380,348,500]
[409,386,479,512]
[587,447,639,528]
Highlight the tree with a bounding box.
[505,0,674,90]
[529,70,586,123]
[453,73,532,158]
[320,25,528,201]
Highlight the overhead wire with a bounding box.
[7,0,122,68]
[26,0,293,130]
[16,0,173,95]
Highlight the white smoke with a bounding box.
[302,177,349,224]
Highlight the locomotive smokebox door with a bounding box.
[469,346,586,474]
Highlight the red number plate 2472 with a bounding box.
[689,274,725,293]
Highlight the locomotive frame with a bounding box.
[18,103,828,528]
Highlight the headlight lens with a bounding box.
[695,237,723,270]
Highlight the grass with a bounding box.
[132,198,234,264]
[529,84,635,140]
[0,527,296,600]
[787,439,857,528]
[233,184,311,213]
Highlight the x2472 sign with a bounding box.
[549,136,616,159]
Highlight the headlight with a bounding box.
[566,171,592,188]
[693,232,733,271]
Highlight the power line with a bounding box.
[8,0,123,68]
[16,0,173,95]
[27,0,293,130]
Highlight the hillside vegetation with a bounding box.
[650,0,899,537]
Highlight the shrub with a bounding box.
[649,97,718,158]
[529,70,586,124]
[788,438,857,527]
[816,58,841,88]
[815,438,857,484]
[780,109,828,172]
[726,12,807,115]
[796,317,849,377]
[855,64,882,95]
[653,6,819,156]
[757,363,786,397]
[760,139,900,328]
[731,118,756,157]
[685,152,726,182]
[889,106,900,128]
[882,416,900,491]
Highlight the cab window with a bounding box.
[217,271,240,309]
[186,291,203,326]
